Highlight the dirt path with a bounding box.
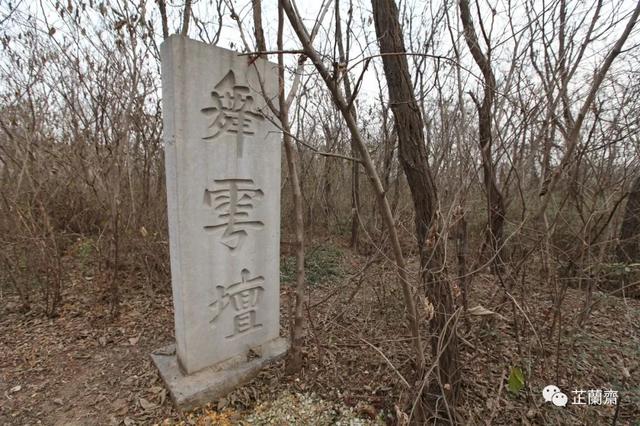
[1,284,177,425]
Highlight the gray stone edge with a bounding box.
[150,337,289,411]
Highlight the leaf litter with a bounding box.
[0,240,638,425]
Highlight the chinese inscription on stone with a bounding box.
[203,178,264,251]
[159,37,284,381]
[201,70,264,157]
[209,268,264,338]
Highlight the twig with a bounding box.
[486,369,506,425]
[358,336,412,389]
[238,49,305,56]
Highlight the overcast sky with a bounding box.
[2,0,639,109]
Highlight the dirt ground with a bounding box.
[1,240,639,425]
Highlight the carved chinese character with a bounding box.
[209,268,264,337]
[203,178,264,251]
[201,70,264,156]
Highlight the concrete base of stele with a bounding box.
[151,337,289,411]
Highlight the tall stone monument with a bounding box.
[152,36,288,410]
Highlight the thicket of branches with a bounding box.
[1,0,639,423]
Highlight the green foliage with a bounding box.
[77,238,94,261]
[75,237,96,276]
[507,367,525,394]
[334,218,352,237]
[280,244,343,286]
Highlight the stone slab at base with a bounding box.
[151,337,289,411]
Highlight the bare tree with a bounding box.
[335,0,361,249]
[618,175,640,262]
[536,0,640,218]
[371,0,461,419]
[458,0,506,270]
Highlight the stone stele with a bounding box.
[152,35,288,411]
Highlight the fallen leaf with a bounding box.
[10,385,21,393]
[358,403,377,419]
[139,397,156,411]
[507,367,525,394]
[217,397,228,411]
[111,398,128,415]
[394,404,409,426]
[468,305,505,319]
[158,389,167,406]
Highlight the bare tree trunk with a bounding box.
[247,0,307,373]
[335,0,360,249]
[275,1,306,373]
[459,0,506,270]
[281,0,426,381]
[454,206,468,315]
[252,0,267,55]
[109,192,121,318]
[618,174,640,262]
[536,0,640,218]
[371,0,460,418]
[156,0,169,40]
[180,0,192,36]
[321,124,335,224]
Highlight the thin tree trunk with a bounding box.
[321,123,335,224]
[248,0,307,374]
[252,0,267,55]
[536,0,640,218]
[275,1,306,373]
[180,0,192,36]
[156,0,169,40]
[459,0,506,270]
[281,0,426,380]
[455,206,468,315]
[618,174,640,262]
[335,0,360,249]
[371,0,460,418]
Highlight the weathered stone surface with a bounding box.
[151,338,288,411]
[157,34,285,381]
